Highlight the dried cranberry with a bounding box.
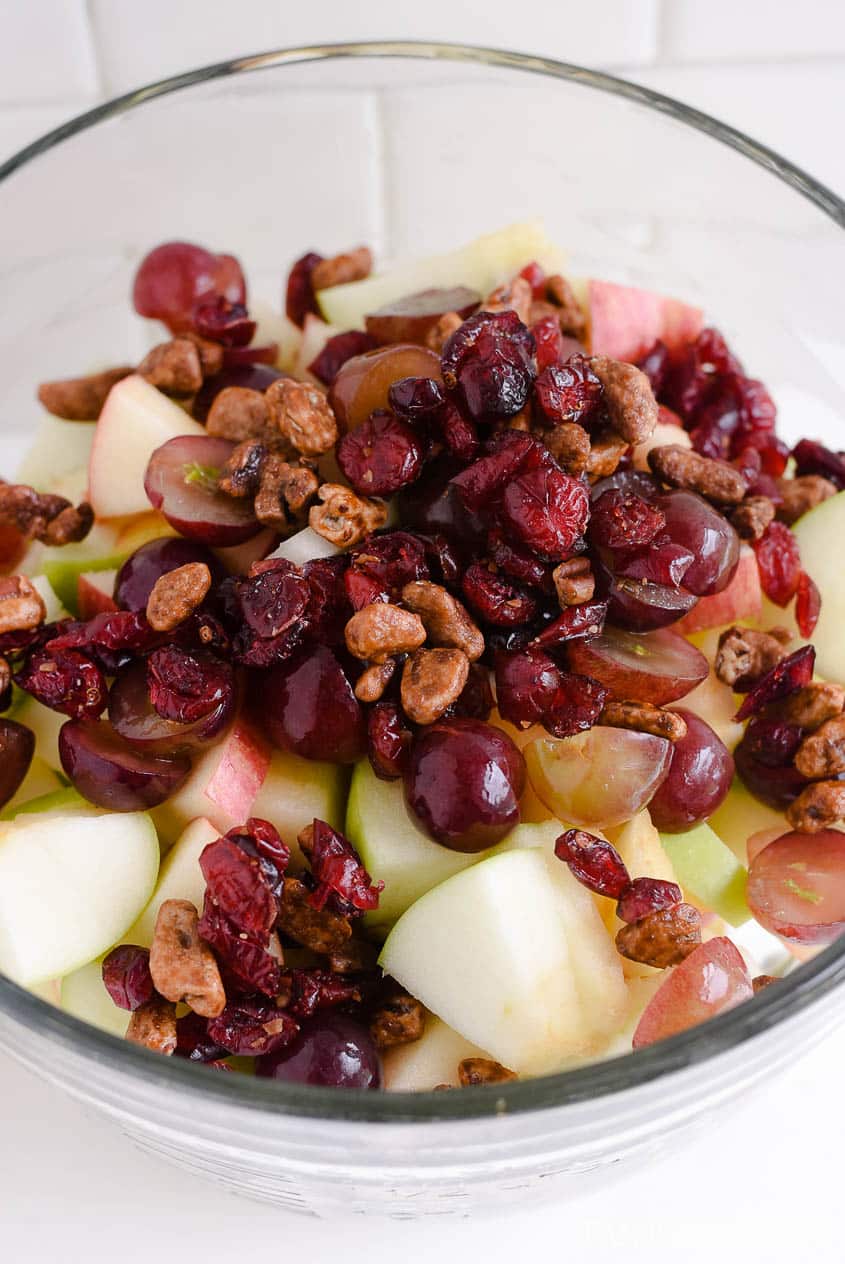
[532,313,564,373]
[449,430,544,512]
[222,558,310,667]
[101,945,155,1011]
[367,701,413,781]
[795,571,821,638]
[302,555,350,645]
[735,645,816,722]
[388,375,446,424]
[47,610,155,660]
[336,410,424,495]
[487,526,553,590]
[734,726,809,809]
[438,402,479,462]
[589,489,666,551]
[285,250,323,327]
[198,898,282,997]
[533,356,603,429]
[147,646,235,724]
[174,1011,227,1063]
[461,563,540,627]
[15,646,106,719]
[441,310,536,421]
[543,671,608,738]
[731,377,777,451]
[495,646,564,728]
[281,968,363,1019]
[309,330,379,386]
[225,817,290,899]
[792,438,845,489]
[349,531,429,599]
[617,878,683,924]
[415,532,463,589]
[222,341,278,369]
[753,521,802,607]
[307,819,383,914]
[500,465,590,560]
[531,599,608,649]
[732,445,762,485]
[519,260,547,299]
[199,836,278,937]
[207,999,299,1056]
[755,434,789,478]
[192,295,256,347]
[554,829,630,899]
[638,340,671,395]
[441,662,494,721]
[344,568,389,611]
[742,717,805,768]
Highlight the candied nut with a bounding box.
[506,406,532,432]
[458,1057,518,1087]
[309,483,387,548]
[277,876,352,953]
[297,823,315,859]
[137,338,203,396]
[401,580,484,662]
[346,602,426,663]
[326,938,378,974]
[42,501,94,546]
[528,298,562,325]
[354,658,397,703]
[776,474,837,526]
[311,246,372,292]
[149,899,226,1018]
[254,455,319,530]
[125,998,178,1055]
[0,656,10,696]
[585,428,628,480]
[752,974,779,993]
[183,332,225,377]
[781,682,845,731]
[266,378,338,457]
[146,562,211,632]
[795,715,845,779]
[600,699,687,743]
[552,557,595,607]
[543,422,590,475]
[369,990,426,1051]
[590,355,658,445]
[615,903,702,969]
[218,438,267,498]
[0,483,93,546]
[425,311,463,354]
[787,780,845,833]
[206,386,274,444]
[648,444,747,506]
[0,575,45,634]
[545,274,587,340]
[483,276,533,325]
[37,365,133,421]
[731,496,776,541]
[715,625,790,690]
[401,648,470,726]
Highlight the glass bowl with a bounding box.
[1,42,843,1219]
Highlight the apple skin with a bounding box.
[674,545,761,635]
[587,278,703,362]
[660,823,750,928]
[77,569,118,619]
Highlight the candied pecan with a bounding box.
[715,625,790,691]
[552,557,595,607]
[543,422,591,475]
[149,899,226,1018]
[648,444,747,506]
[345,602,426,663]
[354,658,397,703]
[545,274,587,339]
[369,990,426,1051]
[458,1057,518,1087]
[137,338,203,396]
[309,483,387,547]
[401,648,470,726]
[217,438,266,498]
[590,355,658,445]
[425,311,463,354]
[401,580,484,662]
[266,378,338,457]
[0,483,93,545]
[731,496,776,542]
[0,656,11,697]
[277,876,352,952]
[297,822,315,858]
[786,780,845,833]
[600,699,687,743]
[206,385,274,443]
[776,474,837,525]
[483,276,533,325]
[795,716,845,779]
[125,998,178,1055]
[752,974,779,994]
[585,428,628,480]
[615,903,702,969]
[37,365,133,420]
[254,455,319,530]
[310,246,372,291]
[0,576,45,635]
[183,332,225,377]
[326,938,379,974]
[146,562,211,632]
[781,682,845,731]
[42,501,94,546]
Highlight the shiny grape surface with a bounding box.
[256,1014,382,1089]
[648,709,734,833]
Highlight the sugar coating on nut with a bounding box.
[345,602,426,663]
[277,876,352,952]
[787,780,845,833]
[615,903,702,969]
[137,339,204,396]
[545,274,587,339]
[148,898,226,1018]
[309,483,387,548]
[125,997,178,1055]
[0,483,93,546]
[543,422,591,475]
[731,496,775,542]
[794,715,845,779]
[648,443,748,506]
[37,365,133,421]
[401,648,470,726]
[265,378,338,457]
[590,355,659,445]
[0,575,46,635]
[483,276,533,325]
[552,557,595,607]
[311,246,372,292]
[369,990,426,1051]
[206,386,273,444]
[776,474,837,525]
[401,580,484,661]
[354,658,397,703]
[425,311,463,353]
[600,699,688,743]
[715,625,791,691]
[458,1057,518,1087]
[146,562,212,632]
[781,682,845,731]
[585,429,629,480]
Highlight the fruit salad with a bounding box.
[1,221,844,1092]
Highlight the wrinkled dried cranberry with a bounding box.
[222,342,278,369]
[281,968,363,1019]
[47,610,155,660]
[543,671,608,738]
[487,526,553,590]
[554,829,630,899]
[532,313,564,373]
[308,819,384,914]
[742,717,805,768]
[441,310,536,421]
[15,646,106,719]
[533,356,603,429]
[616,878,683,924]
[285,250,323,327]
[344,568,389,611]
[495,646,564,728]
[438,402,479,462]
[753,521,802,607]
[146,646,235,724]
[302,555,350,645]
[519,260,547,299]
[221,558,310,667]
[336,410,424,495]
[367,701,413,781]
[590,489,666,551]
[225,818,290,899]
[735,645,816,722]
[755,434,789,477]
[388,375,446,425]
[200,836,278,937]
[198,897,282,998]
[309,330,379,386]
[441,662,494,721]
[174,1011,228,1063]
[416,532,463,588]
[461,563,540,627]
[638,340,671,395]
[795,571,821,638]
[792,438,845,489]
[531,599,608,649]
[732,445,762,485]
[349,531,429,600]
[734,726,809,809]
[731,377,777,451]
[192,295,256,347]
[448,430,547,512]
[207,998,299,1056]
[500,465,590,560]
[101,945,155,1011]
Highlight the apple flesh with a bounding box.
[382,1016,493,1092]
[266,526,341,567]
[293,312,341,381]
[61,958,130,1039]
[708,779,789,865]
[251,747,348,866]
[124,816,219,947]
[1,784,88,821]
[660,823,750,927]
[793,490,845,680]
[0,757,62,818]
[39,510,175,612]
[13,694,67,772]
[17,416,97,492]
[587,278,703,363]
[0,811,159,985]
[77,568,118,618]
[674,545,761,635]
[604,810,680,977]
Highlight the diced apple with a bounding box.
[61,958,130,1039]
[0,757,62,818]
[660,823,750,926]
[380,848,626,1075]
[382,1016,493,1092]
[632,420,692,471]
[674,545,761,635]
[29,573,68,623]
[675,663,744,753]
[13,694,67,772]
[249,300,303,373]
[252,747,347,866]
[604,810,680,978]
[792,490,845,680]
[708,779,788,865]
[267,526,341,567]
[17,416,97,492]
[587,278,703,363]
[88,374,204,518]
[40,510,173,613]
[0,811,159,985]
[124,816,219,947]
[293,313,341,381]
[1,784,89,821]
[77,568,118,618]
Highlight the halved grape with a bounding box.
[144,435,261,546]
[113,537,225,611]
[256,1013,382,1088]
[747,830,845,944]
[632,937,753,1048]
[648,710,734,833]
[132,241,246,335]
[658,489,740,597]
[604,568,698,632]
[59,719,190,810]
[328,344,442,431]
[567,626,708,705]
[0,718,35,808]
[258,646,366,764]
[364,287,480,346]
[108,660,234,755]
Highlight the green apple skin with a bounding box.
[61,958,130,1039]
[0,785,88,820]
[0,811,159,986]
[124,816,219,947]
[382,1016,493,1092]
[660,823,750,927]
[792,491,845,679]
[707,778,788,865]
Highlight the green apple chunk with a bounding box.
[252,748,348,867]
[382,1016,493,1092]
[793,490,845,679]
[1,785,88,821]
[0,757,62,818]
[61,958,130,1039]
[707,778,788,865]
[317,221,566,329]
[124,816,219,947]
[380,848,626,1075]
[346,760,480,931]
[660,823,750,927]
[13,694,68,772]
[0,811,159,985]
[17,416,97,492]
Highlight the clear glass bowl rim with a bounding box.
[1,40,844,1124]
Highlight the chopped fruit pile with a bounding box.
[2,222,845,1091]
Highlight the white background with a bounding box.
[1,2,844,1258]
